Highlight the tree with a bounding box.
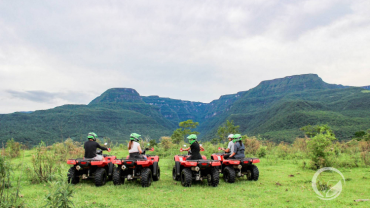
[215,120,240,143]
[170,120,199,144]
[300,124,334,138]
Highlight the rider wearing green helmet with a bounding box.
[128,133,146,159]
[84,132,110,160]
[182,134,204,160]
[228,134,245,159]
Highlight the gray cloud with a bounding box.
[5,90,92,104]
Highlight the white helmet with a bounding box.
[228,134,234,138]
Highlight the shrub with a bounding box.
[257,146,267,158]
[44,174,74,208]
[307,130,336,169]
[243,136,260,156]
[0,156,24,207]
[159,137,173,151]
[277,142,290,159]
[52,139,84,162]
[28,141,62,183]
[292,138,307,153]
[5,138,22,158]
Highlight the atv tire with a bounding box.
[181,168,192,187]
[210,167,219,187]
[247,165,259,181]
[172,166,180,181]
[113,167,125,185]
[223,166,236,183]
[153,167,160,181]
[95,168,107,187]
[67,167,80,184]
[141,168,153,187]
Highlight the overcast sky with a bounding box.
[1,0,369,114]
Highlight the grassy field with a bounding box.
[6,149,370,208]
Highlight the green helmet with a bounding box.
[87,132,98,141]
[233,134,242,143]
[187,134,197,145]
[130,133,141,141]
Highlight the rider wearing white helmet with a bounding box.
[221,134,234,159]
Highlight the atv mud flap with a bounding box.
[153,162,158,176]
[175,162,181,176]
[108,162,114,176]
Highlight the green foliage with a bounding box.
[43,174,74,208]
[354,131,366,139]
[215,120,240,143]
[170,120,199,144]
[257,146,267,158]
[28,141,62,183]
[5,139,22,158]
[306,125,337,169]
[300,124,334,138]
[149,139,157,147]
[0,156,24,207]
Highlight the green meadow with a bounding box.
[3,145,370,208]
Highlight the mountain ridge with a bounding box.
[1,74,370,145]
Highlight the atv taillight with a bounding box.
[126,162,132,164]
[243,161,249,164]
[81,162,86,165]
[201,163,208,166]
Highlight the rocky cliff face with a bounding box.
[89,88,143,104]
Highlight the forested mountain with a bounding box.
[1,74,369,145]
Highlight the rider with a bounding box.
[228,134,245,159]
[128,133,146,159]
[221,134,234,159]
[84,132,110,160]
[183,134,204,160]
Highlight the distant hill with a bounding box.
[1,74,369,145]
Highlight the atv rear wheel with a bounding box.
[223,166,236,183]
[172,166,180,181]
[153,167,160,181]
[95,168,107,186]
[113,167,125,185]
[246,165,259,181]
[67,167,80,184]
[141,168,153,187]
[181,168,192,187]
[210,167,219,187]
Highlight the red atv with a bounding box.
[172,147,221,187]
[112,147,160,187]
[67,150,116,186]
[211,147,260,183]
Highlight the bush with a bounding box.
[52,139,84,162]
[44,174,74,208]
[159,137,173,151]
[257,146,267,158]
[4,138,22,158]
[243,136,260,156]
[0,155,24,207]
[27,141,62,183]
[307,130,336,169]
